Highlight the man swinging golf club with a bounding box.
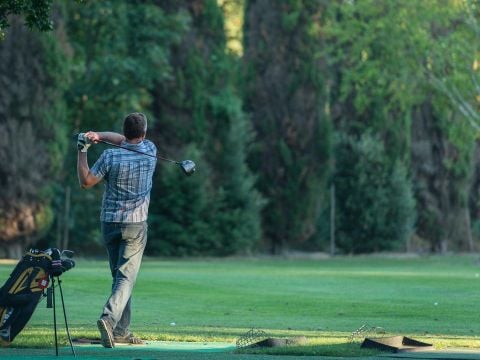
[77,112,156,347]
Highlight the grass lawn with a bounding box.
[1,254,480,358]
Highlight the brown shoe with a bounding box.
[114,333,145,345]
[97,318,115,348]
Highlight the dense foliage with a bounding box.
[323,0,478,252]
[0,0,54,38]
[0,16,68,257]
[0,0,478,257]
[148,0,263,255]
[60,1,188,252]
[244,0,330,253]
[334,133,415,253]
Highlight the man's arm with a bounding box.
[77,151,101,189]
[86,131,125,145]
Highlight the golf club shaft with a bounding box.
[97,139,179,164]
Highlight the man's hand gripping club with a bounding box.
[77,132,102,189]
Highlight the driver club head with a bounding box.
[179,160,196,176]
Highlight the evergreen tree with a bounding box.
[334,133,415,253]
[243,0,330,253]
[149,146,219,256]
[148,0,263,255]
[208,90,264,254]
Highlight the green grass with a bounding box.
[1,255,480,358]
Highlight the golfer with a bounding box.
[76,113,157,348]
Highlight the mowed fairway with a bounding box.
[1,255,480,358]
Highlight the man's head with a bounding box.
[123,113,147,140]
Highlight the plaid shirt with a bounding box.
[90,140,157,223]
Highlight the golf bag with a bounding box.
[0,248,74,346]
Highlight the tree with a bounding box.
[422,0,480,249]
[0,16,68,257]
[243,0,330,253]
[325,0,477,252]
[334,133,415,253]
[148,0,263,255]
[149,146,215,256]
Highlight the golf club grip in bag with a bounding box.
[0,248,74,345]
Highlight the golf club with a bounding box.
[76,134,196,176]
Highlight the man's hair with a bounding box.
[123,113,147,140]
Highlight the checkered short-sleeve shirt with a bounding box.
[90,140,157,223]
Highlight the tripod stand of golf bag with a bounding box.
[46,250,76,357]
